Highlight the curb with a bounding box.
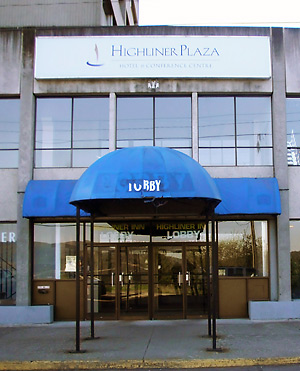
[0,357,300,370]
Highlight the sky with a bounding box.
[139,0,300,27]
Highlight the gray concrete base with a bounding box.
[0,305,53,324]
[249,300,300,320]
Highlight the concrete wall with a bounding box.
[0,31,21,94]
[0,170,18,221]
[0,0,108,27]
[0,0,138,28]
[285,28,300,93]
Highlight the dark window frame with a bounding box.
[198,95,273,167]
[34,96,109,168]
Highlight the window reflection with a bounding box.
[35,97,109,168]
[116,96,192,152]
[117,97,153,148]
[0,223,16,305]
[236,97,272,147]
[155,97,191,148]
[0,99,20,168]
[199,97,235,148]
[290,220,300,298]
[286,98,300,165]
[35,98,72,149]
[73,98,109,148]
[218,221,269,277]
[199,96,272,166]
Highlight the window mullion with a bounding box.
[70,98,74,167]
[153,96,155,146]
[234,97,238,166]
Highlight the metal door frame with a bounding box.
[84,240,210,321]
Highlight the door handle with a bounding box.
[119,273,124,287]
[178,272,182,286]
[186,271,191,286]
[111,272,115,287]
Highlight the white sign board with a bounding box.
[35,36,271,79]
[65,256,76,272]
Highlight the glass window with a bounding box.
[117,97,153,148]
[287,98,300,165]
[35,97,109,168]
[155,97,191,149]
[236,97,272,147]
[34,223,82,279]
[290,220,300,298]
[236,97,272,166]
[116,96,192,155]
[218,221,269,277]
[73,97,109,148]
[0,99,20,168]
[0,223,16,305]
[199,96,272,166]
[199,97,235,148]
[35,98,72,149]
[199,148,235,166]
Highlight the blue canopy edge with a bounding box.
[23,177,281,218]
[214,177,281,215]
[23,180,89,218]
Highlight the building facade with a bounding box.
[1,4,300,322]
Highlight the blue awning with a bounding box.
[23,180,89,218]
[69,147,221,216]
[214,178,281,215]
[70,146,221,201]
[23,177,281,218]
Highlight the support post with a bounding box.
[90,217,95,339]
[206,217,211,337]
[211,216,217,350]
[75,207,81,352]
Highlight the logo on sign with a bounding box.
[87,44,104,67]
[128,179,161,192]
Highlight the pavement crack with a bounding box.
[142,324,155,362]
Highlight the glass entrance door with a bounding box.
[153,245,208,319]
[154,246,184,319]
[86,243,208,320]
[87,245,116,320]
[119,246,149,319]
[186,245,208,318]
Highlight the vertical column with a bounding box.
[55,224,61,279]
[109,92,116,152]
[16,30,35,306]
[271,28,291,301]
[269,219,278,300]
[261,221,268,277]
[192,92,199,162]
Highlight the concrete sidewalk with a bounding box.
[0,319,300,370]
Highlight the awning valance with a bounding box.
[23,177,281,218]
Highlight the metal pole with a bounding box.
[90,217,95,338]
[206,216,211,337]
[75,206,81,352]
[211,215,218,350]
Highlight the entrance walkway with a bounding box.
[0,319,300,370]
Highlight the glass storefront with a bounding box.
[290,220,300,298]
[33,220,269,319]
[0,223,16,305]
[218,221,269,277]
